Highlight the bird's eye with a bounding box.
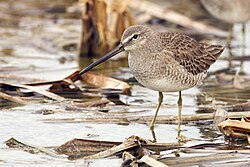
[132,34,139,40]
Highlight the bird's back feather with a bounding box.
[159,32,224,75]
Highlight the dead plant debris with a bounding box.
[219,118,250,144]
[5,135,250,166]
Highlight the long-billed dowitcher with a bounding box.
[79,25,224,141]
[201,0,250,68]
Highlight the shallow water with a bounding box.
[1,0,250,166]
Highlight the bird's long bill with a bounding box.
[79,43,124,75]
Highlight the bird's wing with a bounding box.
[160,32,224,75]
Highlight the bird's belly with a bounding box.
[136,77,194,92]
[127,52,206,92]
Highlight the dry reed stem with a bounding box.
[78,0,134,57]
[42,111,250,124]
[0,92,30,105]
[129,0,228,37]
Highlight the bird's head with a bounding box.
[121,25,154,51]
[78,25,154,75]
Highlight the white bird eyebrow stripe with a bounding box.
[122,34,135,44]
[123,32,142,44]
[123,36,131,43]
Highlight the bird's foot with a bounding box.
[150,127,157,142]
[177,135,192,143]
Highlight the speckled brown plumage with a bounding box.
[159,32,223,75]
[121,25,224,92]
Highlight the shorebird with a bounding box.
[201,0,250,68]
[79,25,224,141]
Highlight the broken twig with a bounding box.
[0,92,30,105]
[5,138,65,158]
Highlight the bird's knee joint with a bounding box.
[177,99,182,106]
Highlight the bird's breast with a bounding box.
[128,52,159,79]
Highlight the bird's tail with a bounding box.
[202,44,224,60]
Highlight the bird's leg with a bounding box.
[227,24,233,68]
[150,91,163,142]
[240,23,246,71]
[177,91,182,138]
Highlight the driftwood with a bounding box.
[81,72,131,95]
[129,0,228,37]
[56,138,121,160]
[43,111,250,124]
[82,135,145,159]
[140,155,169,167]
[161,143,250,166]
[0,82,65,102]
[122,151,138,167]
[0,74,44,83]
[5,138,65,158]
[180,148,250,154]
[5,136,250,166]
[219,118,250,144]
[0,91,30,105]
[72,99,110,108]
[0,71,130,105]
[10,83,66,102]
[159,153,243,167]
[57,135,148,160]
[204,161,250,167]
[57,136,181,160]
[27,71,131,95]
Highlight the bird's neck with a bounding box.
[127,49,158,74]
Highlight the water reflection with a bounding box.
[78,56,128,76]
